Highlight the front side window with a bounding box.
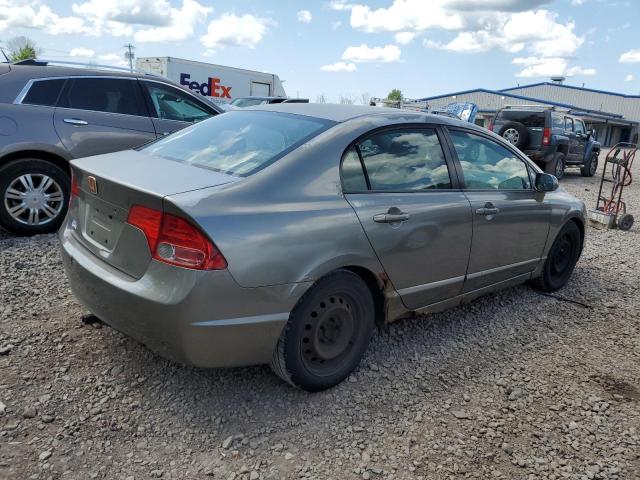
[356,128,451,191]
[450,130,531,190]
[58,78,146,116]
[142,111,329,176]
[144,82,213,122]
[565,117,574,132]
[551,113,564,129]
[574,120,585,134]
[22,79,65,106]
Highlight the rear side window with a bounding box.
[356,128,451,191]
[58,78,146,116]
[142,111,329,176]
[495,111,545,128]
[22,79,65,106]
[341,148,368,191]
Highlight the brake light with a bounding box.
[70,170,79,198]
[542,127,551,146]
[488,120,494,132]
[126,205,226,270]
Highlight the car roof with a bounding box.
[244,103,483,130]
[8,64,144,80]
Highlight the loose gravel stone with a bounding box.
[1,149,639,479]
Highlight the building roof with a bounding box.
[500,82,640,99]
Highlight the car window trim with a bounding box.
[339,123,462,194]
[140,79,218,119]
[13,77,67,106]
[443,125,536,193]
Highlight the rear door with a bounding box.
[54,77,156,158]
[343,126,472,310]
[140,80,218,137]
[446,128,550,291]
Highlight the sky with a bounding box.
[1,0,639,102]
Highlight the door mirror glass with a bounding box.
[535,173,558,192]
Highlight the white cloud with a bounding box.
[512,56,596,78]
[620,49,640,63]
[571,0,585,5]
[0,1,90,35]
[320,61,357,72]
[201,13,269,51]
[328,0,357,11]
[394,32,416,44]
[342,44,401,63]
[72,0,172,26]
[70,47,95,57]
[135,0,211,42]
[296,10,312,23]
[625,74,635,82]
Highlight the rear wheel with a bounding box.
[0,159,69,236]
[531,221,581,292]
[270,270,375,391]
[545,152,566,180]
[580,153,599,177]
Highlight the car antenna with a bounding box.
[0,47,9,63]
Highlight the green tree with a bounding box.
[387,88,402,102]
[6,36,41,62]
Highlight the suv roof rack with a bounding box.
[503,104,571,112]
[13,58,159,76]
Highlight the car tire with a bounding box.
[580,153,599,177]
[617,213,634,231]
[0,159,69,236]
[498,122,529,149]
[545,152,566,180]
[531,221,581,292]
[270,269,375,391]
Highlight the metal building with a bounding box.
[420,81,640,147]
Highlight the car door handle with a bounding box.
[475,206,500,216]
[373,212,410,223]
[63,118,88,126]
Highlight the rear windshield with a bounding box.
[230,98,269,107]
[142,111,331,176]
[495,111,545,128]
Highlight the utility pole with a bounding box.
[124,43,135,72]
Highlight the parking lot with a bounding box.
[1,153,639,480]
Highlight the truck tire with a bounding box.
[580,152,598,177]
[0,159,69,236]
[545,152,566,180]
[270,269,375,391]
[498,122,529,149]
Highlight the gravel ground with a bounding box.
[1,152,639,480]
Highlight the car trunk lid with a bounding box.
[69,150,239,279]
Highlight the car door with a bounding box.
[446,128,551,292]
[343,126,473,310]
[573,119,587,161]
[140,80,218,137]
[53,77,156,158]
[564,117,579,161]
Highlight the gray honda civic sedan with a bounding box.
[60,104,585,391]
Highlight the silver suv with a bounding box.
[0,60,221,235]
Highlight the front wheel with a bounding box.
[545,152,566,180]
[0,159,70,236]
[270,270,375,391]
[580,153,599,177]
[531,221,582,292]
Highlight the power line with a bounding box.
[123,43,135,72]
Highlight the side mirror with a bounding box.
[535,172,559,192]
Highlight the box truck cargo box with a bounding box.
[136,57,286,104]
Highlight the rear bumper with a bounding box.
[59,225,306,368]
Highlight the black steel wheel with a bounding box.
[270,270,375,391]
[531,221,582,292]
[617,213,634,231]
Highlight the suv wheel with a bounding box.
[0,159,70,236]
[580,153,598,177]
[545,152,566,180]
[270,270,375,391]
[498,122,529,149]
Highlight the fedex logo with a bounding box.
[180,73,232,99]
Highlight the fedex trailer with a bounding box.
[136,57,286,103]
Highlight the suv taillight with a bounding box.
[542,127,551,146]
[488,120,494,131]
[126,205,227,271]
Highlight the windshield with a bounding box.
[231,98,270,108]
[142,111,331,176]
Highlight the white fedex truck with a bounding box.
[136,57,286,103]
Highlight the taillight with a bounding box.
[488,120,494,132]
[542,127,551,146]
[126,205,226,271]
[70,170,79,198]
